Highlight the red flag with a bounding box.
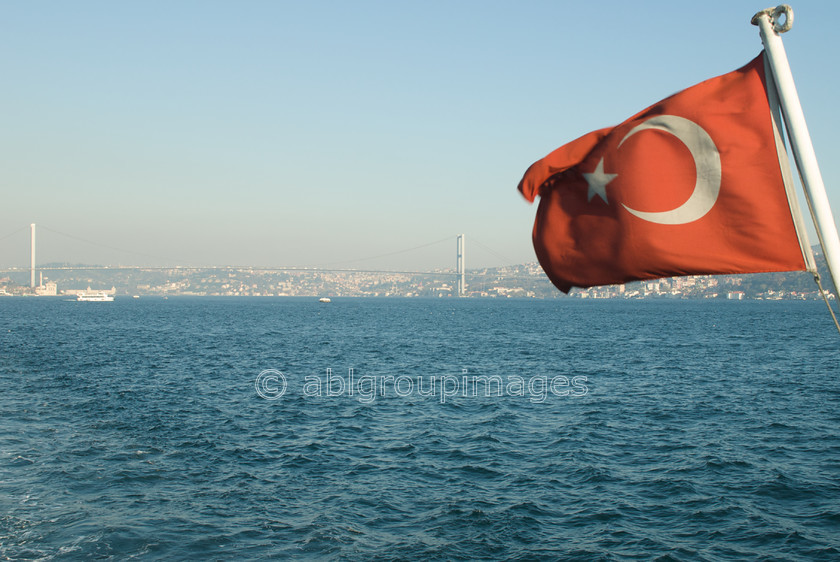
[518,53,807,293]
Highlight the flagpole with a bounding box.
[753,5,840,297]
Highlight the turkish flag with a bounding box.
[518,53,807,293]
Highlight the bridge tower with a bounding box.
[456,234,465,297]
[30,223,36,288]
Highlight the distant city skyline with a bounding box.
[0,260,825,301]
[2,1,838,270]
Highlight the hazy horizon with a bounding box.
[3,1,838,270]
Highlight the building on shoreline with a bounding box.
[0,263,832,301]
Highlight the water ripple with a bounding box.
[0,298,838,559]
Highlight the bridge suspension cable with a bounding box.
[467,237,518,267]
[0,225,29,245]
[3,224,531,279]
[315,235,456,268]
[38,225,175,263]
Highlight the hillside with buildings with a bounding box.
[0,250,833,301]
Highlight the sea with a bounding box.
[1,297,838,560]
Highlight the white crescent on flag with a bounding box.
[618,115,722,225]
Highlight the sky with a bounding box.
[1,0,838,271]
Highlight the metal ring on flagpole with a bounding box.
[772,5,793,33]
[751,4,793,33]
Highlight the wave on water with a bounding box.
[0,298,838,559]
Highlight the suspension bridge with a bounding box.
[0,224,539,297]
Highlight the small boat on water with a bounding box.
[319,297,331,303]
[76,292,114,302]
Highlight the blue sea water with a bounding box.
[1,297,839,560]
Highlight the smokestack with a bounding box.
[30,223,36,288]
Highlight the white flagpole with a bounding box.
[753,5,840,297]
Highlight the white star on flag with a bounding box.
[583,158,617,203]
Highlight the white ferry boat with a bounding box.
[76,292,114,302]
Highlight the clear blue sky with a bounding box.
[1,1,837,270]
